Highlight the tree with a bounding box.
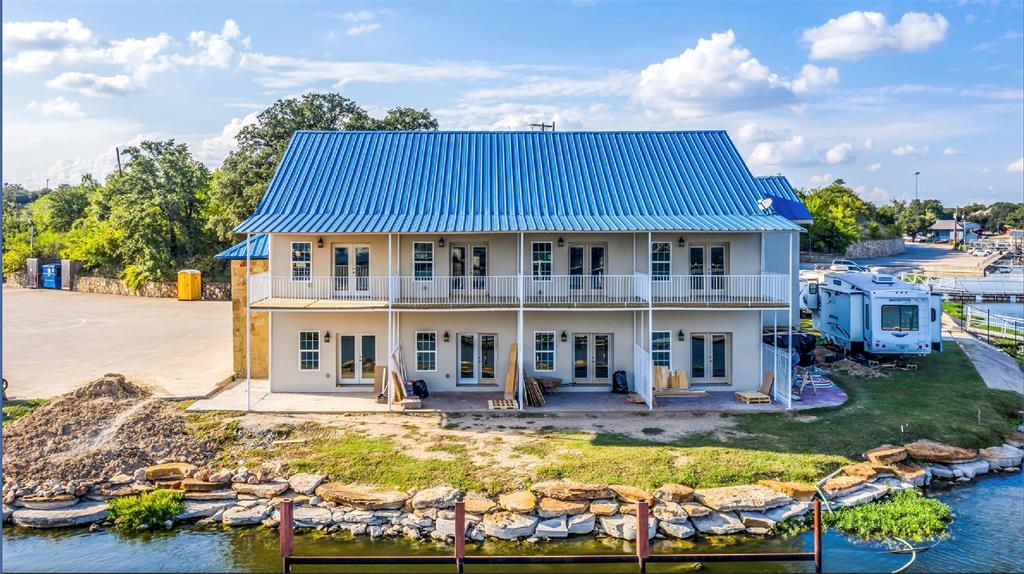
[30,176,96,232]
[896,199,944,238]
[206,93,439,241]
[797,179,870,253]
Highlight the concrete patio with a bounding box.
[186,378,847,414]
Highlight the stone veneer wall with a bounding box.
[802,238,906,264]
[231,259,269,378]
[71,276,231,300]
[3,270,29,287]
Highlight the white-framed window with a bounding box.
[291,242,312,281]
[298,330,320,371]
[534,331,555,371]
[652,331,671,367]
[652,242,671,281]
[532,242,552,280]
[413,242,434,280]
[416,331,437,371]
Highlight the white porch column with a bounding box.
[518,232,525,410]
[759,232,764,383]
[245,232,252,412]
[787,232,794,410]
[646,231,654,410]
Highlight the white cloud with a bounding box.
[943,147,965,156]
[464,71,636,100]
[46,72,136,97]
[199,112,259,166]
[747,135,809,167]
[825,142,853,164]
[891,143,929,157]
[27,96,84,118]
[342,10,376,22]
[866,162,882,172]
[791,64,839,93]
[436,102,608,131]
[634,30,796,118]
[174,20,244,68]
[802,11,949,60]
[860,186,891,203]
[1007,157,1024,173]
[2,18,93,50]
[340,10,384,36]
[735,122,792,144]
[347,23,381,36]
[809,173,833,185]
[863,137,875,150]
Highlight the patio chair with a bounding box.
[735,371,774,405]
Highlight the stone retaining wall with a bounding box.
[72,276,230,301]
[802,238,906,264]
[3,270,29,288]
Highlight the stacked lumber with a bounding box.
[524,375,546,407]
[504,344,518,400]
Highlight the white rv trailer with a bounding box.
[806,272,943,355]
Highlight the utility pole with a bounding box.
[115,147,124,176]
[914,171,920,201]
[529,121,555,132]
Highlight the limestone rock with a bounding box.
[928,464,954,480]
[948,460,989,479]
[654,483,695,503]
[16,495,79,510]
[889,463,927,487]
[222,505,272,526]
[145,463,197,481]
[209,471,232,484]
[822,475,867,497]
[694,485,791,512]
[498,491,537,513]
[177,501,233,521]
[231,481,290,498]
[530,480,613,501]
[180,479,220,492]
[904,440,977,464]
[185,490,236,501]
[598,514,657,540]
[292,506,333,528]
[433,516,465,539]
[1005,431,1024,449]
[534,516,569,538]
[680,502,712,517]
[618,503,638,516]
[567,512,596,535]
[690,511,745,535]
[834,483,888,508]
[481,511,538,540]
[980,445,1024,469]
[409,487,458,510]
[842,462,893,480]
[652,501,689,523]
[738,510,775,530]
[12,502,109,528]
[314,483,408,510]
[757,480,816,501]
[658,519,695,539]
[764,501,810,523]
[589,499,618,516]
[537,497,588,518]
[464,493,496,514]
[287,473,327,495]
[865,445,908,465]
[609,484,652,503]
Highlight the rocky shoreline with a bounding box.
[4,431,1022,544]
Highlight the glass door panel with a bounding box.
[339,336,357,384]
[590,246,606,290]
[333,247,350,294]
[361,335,376,380]
[689,246,705,291]
[711,334,728,380]
[573,335,589,379]
[569,246,585,290]
[709,246,726,291]
[354,246,370,292]
[480,334,496,381]
[472,246,487,290]
[459,334,476,384]
[594,334,610,380]
[690,334,706,381]
[451,246,467,291]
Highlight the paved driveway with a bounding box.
[2,287,232,399]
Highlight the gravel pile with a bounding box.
[3,374,214,483]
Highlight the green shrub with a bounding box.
[823,490,953,542]
[108,489,185,530]
[2,399,47,426]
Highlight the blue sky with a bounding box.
[3,0,1023,205]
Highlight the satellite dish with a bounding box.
[757,198,774,212]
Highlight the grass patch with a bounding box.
[2,399,46,425]
[108,489,185,530]
[425,442,469,455]
[823,490,953,542]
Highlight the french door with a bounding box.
[457,333,497,385]
[333,245,371,296]
[689,244,726,292]
[338,334,376,386]
[572,333,612,383]
[451,245,488,291]
[690,333,730,384]
[569,244,606,290]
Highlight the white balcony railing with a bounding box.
[248,272,791,307]
[650,273,790,306]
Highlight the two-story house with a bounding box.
[233,130,810,410]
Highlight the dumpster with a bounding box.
[41,263,62,289]
[177,269,202,301]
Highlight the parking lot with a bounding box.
[2,287,232,399]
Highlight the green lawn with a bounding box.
[2,399,46,426]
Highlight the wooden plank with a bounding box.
[504,343,518,400]
[374,366,387,395]
[488,399,518,410]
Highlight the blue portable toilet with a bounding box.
[41,263,62,289]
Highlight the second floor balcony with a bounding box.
[249,271,791,310]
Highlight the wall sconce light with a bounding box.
[443,331,450,343]
[561,331,568,342]
[677,329,685,342]
[438,237,446,248]
[323,331,331,343]
[557,237,565,247]
[678,237,685,247]
[317,237,324,248]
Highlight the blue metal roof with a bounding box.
[236,131,807,234]
[753,175,813,223]
[215,234,268,260]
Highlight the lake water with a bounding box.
[3,472,1022,573]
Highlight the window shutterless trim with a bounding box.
[651,242,672,281]
[415,331,438,372]
[291,241,312,282]
[651,330,672,368]
[298,330,320,371]
[413,242,434,281]
[531,241,553,281]
[533,330,556,372]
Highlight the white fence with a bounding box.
[397,275,520,306]
[524,275,642,305]
[762,343,793,404]
[633,344,653,409]
[964,305,1024,342]
[250,274,391,302]
[650,273,790,305]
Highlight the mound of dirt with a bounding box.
[3,374,214,483]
